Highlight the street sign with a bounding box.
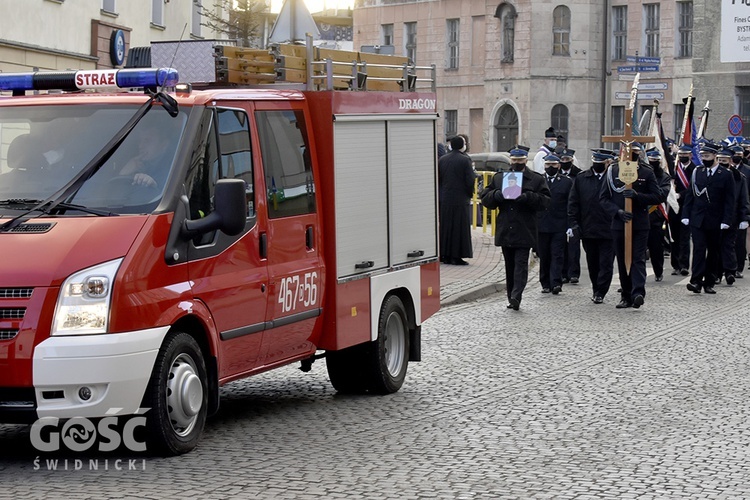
[728,114,744,136]
[626,55,661,65]
[617,65,659,73]
[619,74,636,81]
[615,92,665,101]
[640,82,668,91]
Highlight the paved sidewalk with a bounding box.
[440,226,540,306]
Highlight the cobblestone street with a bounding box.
[2,261,749,498]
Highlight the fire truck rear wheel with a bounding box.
[368,295,410,394]
[144,332,208,455]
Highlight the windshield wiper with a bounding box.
[0,199,116,216]
[0,90,178,233]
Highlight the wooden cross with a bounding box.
[601,74,654,274]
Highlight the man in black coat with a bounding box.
[600,144,664,309]
[438,135,475,265]
[718,146,750,284]
[669,144,697,276]
[682,142,737,294]
[559,148,582,285]
[645,148,673,282]
[537,154,573,294]
[568,150,616,304]
[730,144,750,278]
[480,147,551,310]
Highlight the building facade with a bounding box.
[0,0,226,73]
[353,0,750,158]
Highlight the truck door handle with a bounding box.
[355,261,375,269]
[306,226,314,250]
[259,232,267,259]
[407,250,424,258]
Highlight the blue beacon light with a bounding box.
[0,68,180,93]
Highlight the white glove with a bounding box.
[566,228,574,238]
[681,219,689,226]
[740,221,749,230]
[721,223,730,230]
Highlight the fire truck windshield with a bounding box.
[0,104,187,215]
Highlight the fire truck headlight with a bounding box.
[52,258,123,336]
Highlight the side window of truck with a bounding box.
[254,109,316,218]
[186,107,255,224]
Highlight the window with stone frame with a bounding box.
[553,5,571,56]
[612,6,627,61]
[611,106,625,136]
[551,104,569,141]
[677,1,693,58]
[445,110,458,142]
[644,3,660,58]
[404,22,417,64]
[382,24,393,46]
[446,19,460,69]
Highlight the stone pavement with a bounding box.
[440,226,540,306]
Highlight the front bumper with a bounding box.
[24,326,170,420]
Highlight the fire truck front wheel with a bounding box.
[144,332,208,456]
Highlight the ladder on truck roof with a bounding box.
[214,35,436,92]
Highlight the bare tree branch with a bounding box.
[198,0,269,48]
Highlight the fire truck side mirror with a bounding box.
[183,179,247,237]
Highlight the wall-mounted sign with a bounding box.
[615,92,665,101]
[721,0,750,62]
[110,29,125,67]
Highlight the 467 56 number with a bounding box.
[278,272,318,313]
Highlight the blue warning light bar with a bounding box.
[0,68,179,93]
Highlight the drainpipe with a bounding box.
[600,0,609,145]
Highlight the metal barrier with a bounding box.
[472,171,499,236]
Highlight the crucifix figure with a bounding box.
[601,73,654,273]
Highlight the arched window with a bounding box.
[494,104,519,152]
[553,5,570,56]
[495,3,516,63]
[551,104,569,140]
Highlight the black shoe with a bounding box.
[509,297,520,310]
[686,282,702,293]
[541,288,551,293]
[715,276,722,285]
[632,295,644,308]
[703,286,716,294]
[617,288,622,293]
[726,273,736,285]
[680,268,690,276]
[551,286,562,295]
[736,272,744,279]
[506,303,514,309]
[562,277,570,284]
[569,277,579,284]
[451,258,469,266]
[593,296,604,304]
[671,269,680,276]
[615,299,632,309]
[655,275,663,282]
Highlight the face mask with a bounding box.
[510,162,525,172]
[719,160,730,167]
[560,161,573,170]
[545,166,559,177]
[548,140,557,149]
[592,162,606,174]
[733,156,743,164]
[679,156,691,165]
[744,150,750,158]
[703,158,715,168]
[649,160,661,169]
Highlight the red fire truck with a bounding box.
[0,45,440,454]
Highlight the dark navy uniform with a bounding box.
[568,153,614,303]
[599,157,664,308]
[537,159,573,293]
[682,144,737,293]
